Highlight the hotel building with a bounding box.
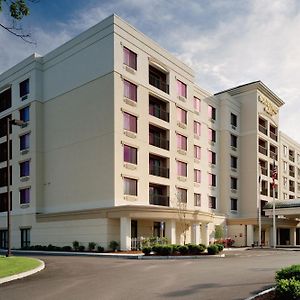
[0,15,299,250]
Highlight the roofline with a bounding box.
[214,80,285,107]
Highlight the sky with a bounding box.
[0,0,300,142]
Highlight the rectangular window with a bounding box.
[231,113,237,127]
[0,230,8,249]
[123,112,137,133]
[177,161,187,177]
[208,173,216,186]
[21,228,31,248]
[194,145,201,160]
[208,150,216,165]
[231,198,237,211]
[208,128,216,142]
[0,115,12,138]
[193,97,201,112]
[194,193,201,206]
[177,134,187,151]
[231,156,238,168]
[177,188,187,203]
[123,47,137,70]
[208,105,216,120]
[20,133,30,150]
[0,192,12,212]
[231,177,238,190]
[19,106,30,122]
[231,134,237,148]
[209,196,216,209]
[20,187,30,204]
[20,160,30,177]
[177,80,187,98]
[0,87,11,113]
[194,121,201,136]
[177,107,187,124]
[123,145,137,165]
[194,169,201,183]
[124,177,137,196]
[124,80,137,102]
[20,79,29,98]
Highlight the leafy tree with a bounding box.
[0,0,38,43]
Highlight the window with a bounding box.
[298,154,300,164]
[194,193,201,206]
[123,145,137,164]
[20,160,30,177]
[177,188,187,203]
[177,80,187,98]
[0,115,12,138]
[231,198,237,211]
[283,193,287,200]
[21,228,31,248]
[194,145,201,160]
[194,121,201,136]
[283,161,287,172]
[208,150,216,165]
[194,169,201,183]
[208,128,216,142]
[177,107,187,124]
[208,105,216,120]
[123,112,137,133]
[0,192,11,212]
[20,78,29,98]
[124,80,137,102]
[193,97,201,112]
[0,230,8,249]
[177,161,187,177]
[209,196,216,209]
[283,145,287,156]
[20,187,30,204]
[20,106,30,122]
[231,134,237,148]
[124,177,137,196]
[0,166,11,188]
[231,177,238,190]
[123,47,137,70]
[177,134,187,151]
[0,87,11,113]
[208,173,216,187]
[20,133,30,150]
[231,113,237,127]
[0,140,11,163]
[231,156,238,169]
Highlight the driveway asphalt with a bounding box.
[1,249,300,300]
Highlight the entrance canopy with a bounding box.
[263,199,300,219]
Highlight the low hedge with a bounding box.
[207,244,219,255]
[276,265,300,281]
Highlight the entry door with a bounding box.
[131,220,137,238]
[279,228,290,245]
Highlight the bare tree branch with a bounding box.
[0,22,35,44]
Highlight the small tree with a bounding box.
[214,225,224,240]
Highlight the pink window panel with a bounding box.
[208,128,212,141]
[124,80,137,101]
[194,121,201,136]
[208,105,213,118]
[194,169,201,183]
[123,112,137,133]
[177,80,187,98]
[124,145,137,164]
[194,97,201,112]
[177,107,187,124]
[177,134,187,150]
[208,173,213,186]
[194,145,201,159]
[123,47,137,70]
[177,161,187,177]
[208,150,213,163]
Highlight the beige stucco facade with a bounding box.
[0,15,299,250]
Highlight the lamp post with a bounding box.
[6,117,26,257]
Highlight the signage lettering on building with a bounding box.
[258,94,278,116]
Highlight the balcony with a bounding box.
[149,184,169,206]
[261,167,268,176]
[149,125,169,150]
[259,146,267,156]
[270,131,278,142]
[290,186,295,193]
[289,167,295,177]
[259,117,267,135]
[259,125,267,135]
[289,155,295,162]
[149,155,169,178]
[261,189,268,196]
[149,65,169,94]
[149,96,169,122]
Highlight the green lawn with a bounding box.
[0,256,42,278]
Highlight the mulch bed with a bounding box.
[255,290,275,300]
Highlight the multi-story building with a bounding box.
[0,14,299,250]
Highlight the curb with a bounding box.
[138,253,225,259]
[244,287,275,300]
[0,258,45,285]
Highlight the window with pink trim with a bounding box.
[208,105,216,120]
[177,134,187,151]
[208,173,216,187]
[123,112,137,133]
[123,145,137,164]
[177,161,187,177]
[208,150,216,164]
[177,187,187,203]
[208,128,216,142]
[124,177,137,196]
[177,80,187,98]
[194,169,201,183]
[194,145,201,159]
[193,97,201,112]
[194,121,201,136]
[177,107,187,124]
[124,80,137,102]
[123,47,137,70]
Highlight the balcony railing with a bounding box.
[149,194,170,206]
[289,155,295,162]
[261,189,268,196]
[289,171,295,177]
[261,167,268,176]
[269,151,278,160]
[259,146,267,155]
[289,186,295,193]
[259,125,267,135]
[270,132,278,142]
[149,106,169,122]
[149,73,169,94]
[149,134,169,150]
[149,165,169,178]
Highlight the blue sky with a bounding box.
[1,0,300,141]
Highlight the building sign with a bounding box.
[258,94,278,116]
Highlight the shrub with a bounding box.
[207,244,219,255]
[78,245,85,252]
[198,244,207,253]
[72,241,80,251]
[97,245,104,253]
[224,238,235,247]
[215,243,224,252]
[171,244,181,253]
[62,246,72,252]
[187,244,203,255]
[178,245,189,255]
[160,245,173,256]
[276,278,300,300]
[88,242,96,252]
[109,240,119,251]
[276,265,300,282]
[142,246,152,255]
